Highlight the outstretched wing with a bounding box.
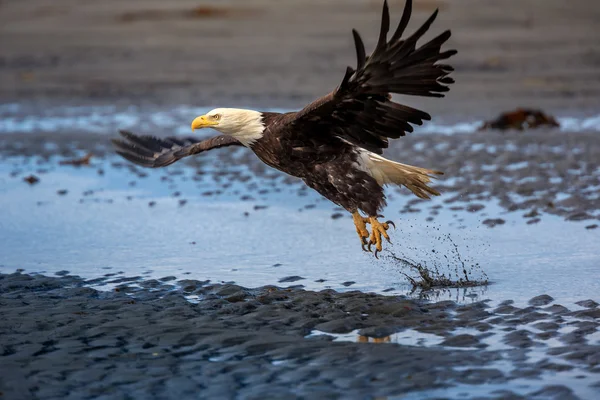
[112,130,242,168]
[292,0,456,154]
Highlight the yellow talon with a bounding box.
[368,216,393,258]
[352,212,395,257]
[352,211,370,250]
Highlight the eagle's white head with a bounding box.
[191,108,264,147]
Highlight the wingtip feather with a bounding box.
[352,29,366,70]
[377,0,390,49]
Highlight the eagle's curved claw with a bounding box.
[374,248,380,259]
[362,242,371,252]
[386,220,396,229]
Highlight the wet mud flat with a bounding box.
[3,121,600,228]
[1,272,599,399]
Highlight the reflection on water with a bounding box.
[407,284,490,303]
[308,329,442,348]
[357,335,391,344]
[308,319,600,400]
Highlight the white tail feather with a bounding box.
[358,151,443,199]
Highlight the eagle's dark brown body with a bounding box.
[252,112,385,216]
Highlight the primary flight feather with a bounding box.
[112,0,456,257]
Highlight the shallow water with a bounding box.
[1,155,598,307]
[1,103,600,136]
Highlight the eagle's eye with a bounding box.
[213,114,221,121]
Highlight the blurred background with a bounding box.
[1,0,599,117]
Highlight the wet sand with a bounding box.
[1,272,599,399]
[1,0,600,398]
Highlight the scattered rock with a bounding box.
[23,175,40,185]
[504,330,535,348]
[466,203,485,213]
[566,212,593,221]
[278,276,305,283]
[482,218,505,227]
[529,294,554,306]
[440,334,481,348]
[575,299,599,308]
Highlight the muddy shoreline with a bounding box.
[1,272,599,399]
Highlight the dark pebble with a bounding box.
[532,322,560,331]
[543,304,570,314]
[566,212,593,221]
[494,305,520,314]
[575,299,599,308]
[529,294,554,306]
[504,330,535,348]
[314,317,363,334]
[440,334,481,348]
[482,218,505,227]
[571,308,600,319]
[278,276,305,283]
[528,385,578,400]
[466,203,485,213]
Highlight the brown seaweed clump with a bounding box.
[479,108,560,131]
[59,152,93,166]
[23,174,40,185]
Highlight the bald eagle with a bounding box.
[113,0,456,257]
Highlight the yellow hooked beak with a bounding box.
[191,115,219,131]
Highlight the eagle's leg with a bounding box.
[352,211,370,251]
[368,216,395,258]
